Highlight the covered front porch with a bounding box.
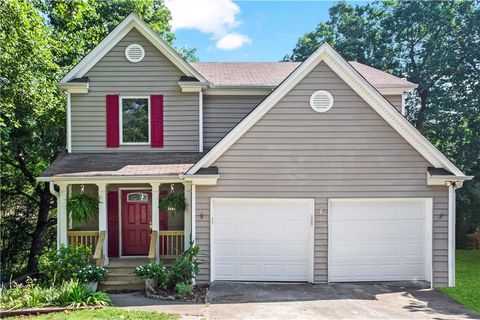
[56,181,193,267]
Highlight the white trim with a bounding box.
[187,43,465,178]
[327,198,433,285]
[191,184,196,246]
[59,13,206,83]
[66,91,72,153]
[378,87,415,95]
[427,172,473,186]
[118,187,152,258]
[209,198,315,283]
[401,93,406,116]
[199,91,203,152]
[119,96,150,145]
[178,82,209,93]
[38,175,219,185]
[57,82,89,93]
[448,183,456,287]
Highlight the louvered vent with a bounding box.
[309,90,334,113]
[125,44,145,63]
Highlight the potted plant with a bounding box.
[159,184,187,216]
[135,262,167,293]
[67,185,100,224]
[78,265,108,292]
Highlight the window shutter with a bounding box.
[106,95,120,147]
[107,191,119,257]
[150,95,164,147]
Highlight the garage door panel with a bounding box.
[329,199,430,282]
[212,198,313,282]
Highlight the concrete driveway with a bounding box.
[110,282,480,320]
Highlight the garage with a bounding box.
[328,198,432,283]
[211,198,314,282]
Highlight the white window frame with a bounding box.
[119,96,151,145]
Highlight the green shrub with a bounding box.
[135,262,167,280]
[168,245,199,287]
[0,279,111,310]
[38,245,90,285]
[78,265,108,283]
[174,282,191,298]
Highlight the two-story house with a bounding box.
[39,13,471,289]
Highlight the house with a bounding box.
[38,13,472,289]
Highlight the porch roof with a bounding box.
[40,152,206,178]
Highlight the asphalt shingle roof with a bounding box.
[40,153,206,177]
[191,61,417,89]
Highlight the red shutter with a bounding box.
[106,95,119,148]
[150,95,164,147]
[107,191,119,257]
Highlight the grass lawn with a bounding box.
[9,308,179,320]
[441,249,480,312]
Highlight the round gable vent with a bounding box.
[309,90,334,113]
[125,44,145,63]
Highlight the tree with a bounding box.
[285,0,480,242]
[1,0,193,276]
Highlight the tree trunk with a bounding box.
[415,91,429,132]
[26,186,53,273]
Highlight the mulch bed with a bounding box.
[146,285,208,303]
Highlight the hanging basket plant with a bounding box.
[159,184,187,216]
[67,185,100,224]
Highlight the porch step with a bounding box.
[99,258,148,291]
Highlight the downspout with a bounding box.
[447,181,461,287]
[49,182,60,249]
[199,90,203,152]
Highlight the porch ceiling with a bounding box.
[40,152,206,178]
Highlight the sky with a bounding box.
[165,0,366,62]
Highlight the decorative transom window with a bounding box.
[309,90,334,113]
[125,44,145,63]
[127,193,148,202]
[120,97,150,144]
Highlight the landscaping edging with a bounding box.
[0,306,103,318]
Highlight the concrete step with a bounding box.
[108,258,149,268]
[99,281,144,292]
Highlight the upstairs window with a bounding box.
[120,97,150,144]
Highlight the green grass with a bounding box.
[10,308,179,320]
[441,250,480,312]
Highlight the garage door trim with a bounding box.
[327,198,433,284]
[210,198,315,283]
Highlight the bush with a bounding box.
[0,278,111,310]
[38,245,90,285]
[78,265,108,283]
[135,262,167,280]
[168,245,199,287]
[174,282,191,298]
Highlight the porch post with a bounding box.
[184,183,192,250]
[57,183,68,249]
[150,182,161,262]
[97,183,108,265]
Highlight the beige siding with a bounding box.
[71,28,199,152]
[195,62,449,287]
[384,94,403,113]
[203,95,266,148]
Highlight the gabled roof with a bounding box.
[187,43,466,178]
[191,61,417,90]
[59,13,207,84]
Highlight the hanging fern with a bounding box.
[67,193,100,224]
[159,191,187,216]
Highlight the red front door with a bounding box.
[122,190,152,255]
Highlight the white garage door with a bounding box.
[211,198,314,282]
[329,199,432,282]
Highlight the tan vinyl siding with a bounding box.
[384,94,403,113]
[195,62,449,287]
[71,28,199,152]
[203,95,266,148]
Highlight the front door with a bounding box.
[122,190,152,255]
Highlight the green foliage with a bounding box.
[135,262,167,280]
[174,282,192,299]
[285,0,480,235]
[8,307,180,320]
[78,265,108,283]
[38,245,90,285]
[441,250,480,312]
[159,192,187,215]
[67,193,100,224]
[169,244,200,286]
[0,279,111,310]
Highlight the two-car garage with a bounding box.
[210,198,432,283]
